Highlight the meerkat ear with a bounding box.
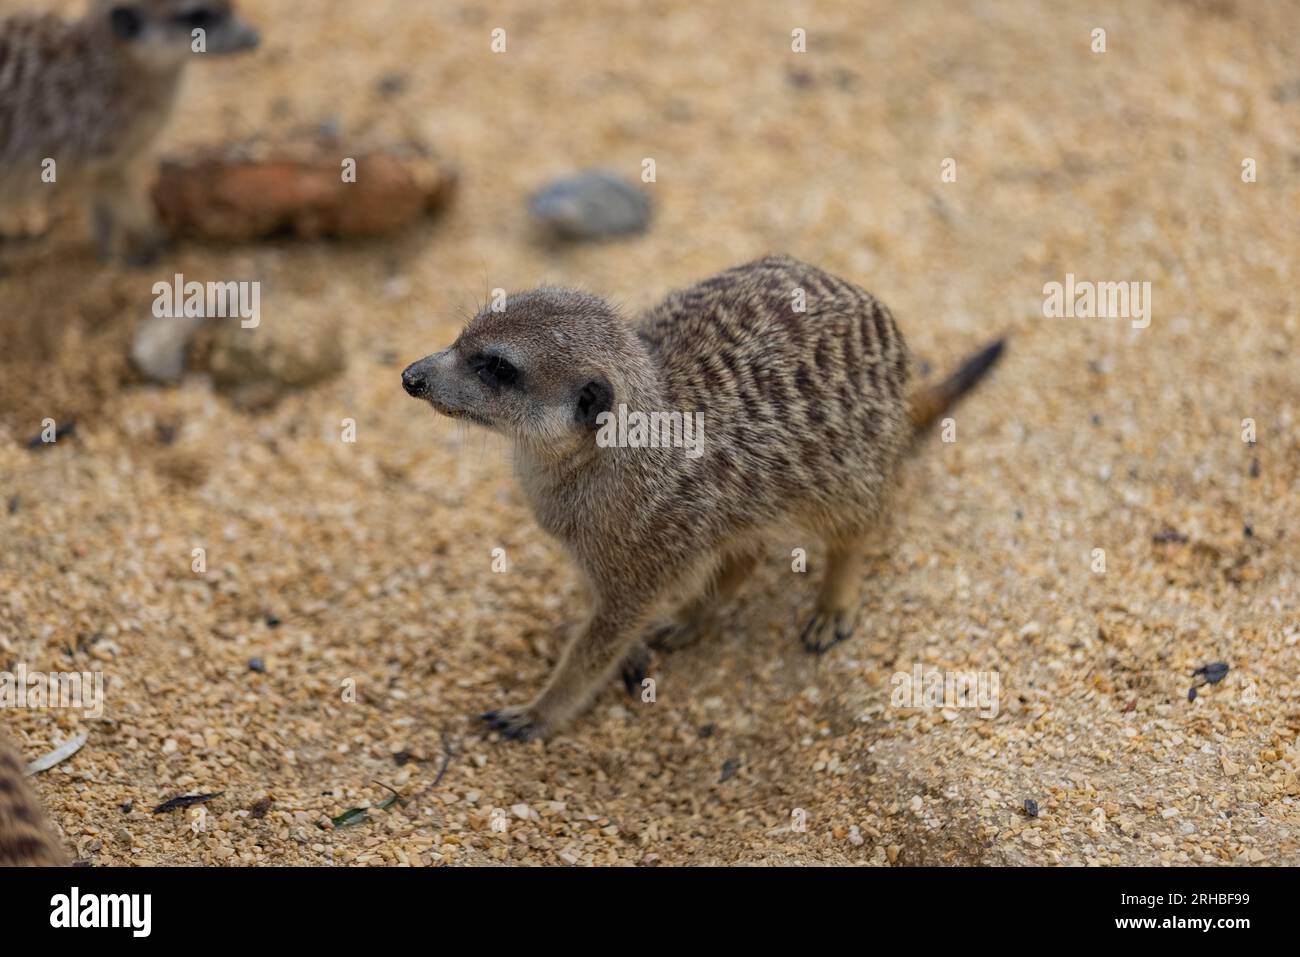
[108,5,144,40]
[575,378,613,430]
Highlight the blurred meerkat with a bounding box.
[0,734,69,866]
[0,0,259,262]
[402,255,1004,740]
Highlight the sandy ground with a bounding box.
[1,0,1298,865]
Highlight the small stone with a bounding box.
[529,170,651,241]
[131,314,205,384]
[1194,662,1229,685]
[511,803,530,820]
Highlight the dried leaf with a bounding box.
[153,792,224,814]
[25,732,88,775]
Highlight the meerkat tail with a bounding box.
[0,736,69,866]
[907,338,1006,438]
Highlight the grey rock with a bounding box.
[131,314,205,384]
[529,170,651,241]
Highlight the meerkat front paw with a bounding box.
[480,705,548,742]
[620,642,652,695]
[800,608,855,654]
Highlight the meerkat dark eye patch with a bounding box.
[174,7,221,30]
[575,378,613,430]
[108,5,144,39]
[472,354,518,389]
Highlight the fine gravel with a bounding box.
[0,0,1296,865]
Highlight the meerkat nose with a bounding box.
[401,365,427,397]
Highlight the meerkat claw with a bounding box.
[481,706,543,742]
[801,610,853,654]
[620,644,651,695]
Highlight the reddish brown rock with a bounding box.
[152,141,456,242]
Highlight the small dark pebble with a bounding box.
[719,758,740,783]
[248,657,266,673]
[155,423,177,446]
[1090,414,1101,426]
[1271,79,1300,103]
[393,750,414,767]
[247,797,273,819]
[1243,524,1253,538]
[7,495,18,514]
[1249,456,1260,478]
[786,67,815,89]
[697,724,715,739]
[663,98,693,123]
[1187,661,1230,702]
[1014,510,1024,521]
[1193,662,1230,685]
[831,67,860,91]
[264,615,281,628]
[25,419,76,450]
[1152,526,1188,545]
[1023,798,1039,818]
[375,72,408,96]
[119,801,134,814]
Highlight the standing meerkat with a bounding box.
[0,734,69,866]
[402,255,1004,741]
[0,0,259,262]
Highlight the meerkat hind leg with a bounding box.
[800,534,872,654]
[646,550,757,652]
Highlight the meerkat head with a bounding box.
[98,0,259,65]
[403,288,651,458]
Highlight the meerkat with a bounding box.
[402,255,1004,741]
[0,734,69,866]
[0,0,259,262]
